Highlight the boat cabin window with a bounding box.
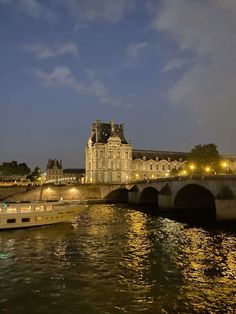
[7,219,16,223]
[6,207,17,213]
[20,206,31,213]
[21,218,30,222]
[35,205,45,211]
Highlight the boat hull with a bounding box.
[0,202,87,230]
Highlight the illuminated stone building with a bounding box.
[85,120,132,183]
[86,120,236,184]
[46,159,84,183]
[46,159,63,182]
[85,120,187,183]
[132,149,187,180]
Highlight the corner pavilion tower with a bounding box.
[85,120,132,183]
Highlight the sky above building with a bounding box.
[1,0,236,169]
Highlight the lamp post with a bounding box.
[189,164,195,175]
[221,161,228,174]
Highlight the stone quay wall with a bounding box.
[0,186,28,201]
[3,185,101,202]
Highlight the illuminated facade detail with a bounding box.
[85,120,187,183]
[85,120,236,183]
[46,159,84,183]
[85,120,132,183]
[132,150,187,180]
[46,159,63,182]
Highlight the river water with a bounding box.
[0,204,235,314]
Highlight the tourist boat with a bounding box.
[0,200,88,230]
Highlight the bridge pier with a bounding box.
[128,191,140,205]
[158,194,173,210]
[215,199,236,221]
[158,184,173,210]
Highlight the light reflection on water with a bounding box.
[0,204,235,313]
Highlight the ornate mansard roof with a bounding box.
[46,159,62,169]
[132,149,236,162]
[63,168,85,174]
[132,149,188,161]
[90,120,128,145]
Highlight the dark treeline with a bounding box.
[0,161,31,176]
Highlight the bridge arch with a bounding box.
[104,188,129,202]
[173,184,216,221]
[174,184,215,209]
[140,186,159,205]
[129,185,140,193]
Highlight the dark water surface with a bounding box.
[0,204,236,313]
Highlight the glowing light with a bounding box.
[205,167,211,173]
[189,164,195,170]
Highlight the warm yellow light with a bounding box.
[182,170,187,175]
[189,164,195,170]
[205,167,210,173]
[222,162,227,168]
[136,173,139,178]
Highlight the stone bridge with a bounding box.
[100,175,236,221]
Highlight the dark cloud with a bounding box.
[153,0,236,152]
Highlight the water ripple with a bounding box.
[0,204,235,313]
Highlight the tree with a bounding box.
[0,161,31,176]
[27,167,42,183]
[187,144,220,174]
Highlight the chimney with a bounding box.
[110,119,115,134]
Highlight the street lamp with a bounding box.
[221,161,228,174]
[189,164,195,175]
[205,167,211,174]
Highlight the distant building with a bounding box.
[132,149,187,180]
[85,120,236,184]
[85,119,132,183]
[63,168,85,183]
[46,159,63,182]
[46,159,84,183]
[85,120,187,183]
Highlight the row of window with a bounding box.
[87,150,131,159]
[87,163,179,171]
[133,163,181,171]
[4,214,65,224]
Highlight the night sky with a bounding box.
[1,0,236,170]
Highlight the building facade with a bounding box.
[46,159,84,183]
[85,120,132,183]
[85,120,236,184]
[85,120,187,183]
[46,159,63,182]
[132,149,187,180]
